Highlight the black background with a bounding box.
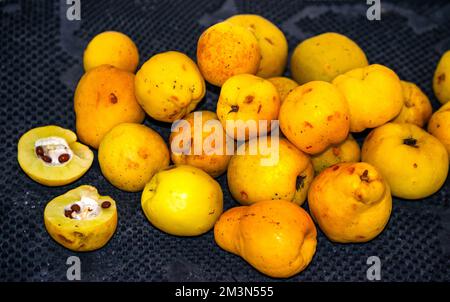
[0,0,449,281]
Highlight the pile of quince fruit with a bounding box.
[17,15,450,279]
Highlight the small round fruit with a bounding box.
[44,185,118,251]
[428,101,450,159]
[433,50,450,104]
[216,74,280,140]
[227,137,314,206]
[279,81,350,154]
[214,200,317,278]
[362,123,449,199]
[170,111,231,177]
[311,135,361,174]
[392,81,432,127]
[18,125,93,186]
[135,51,205,122]
[333,64,403,132]
[197,21,261,86]
[98,123,169,192]
[75,64,145,149]
[267,77,298,103]
[141,165,223,236]
[83,31,139,73]
[308,162,392,243]
[291,32,368,84]
[227,14,288,78]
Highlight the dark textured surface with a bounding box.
[0,0,450,281]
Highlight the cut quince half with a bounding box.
[44,185,118,251]
[18,125,93,186]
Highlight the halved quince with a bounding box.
[18,125,93,186]
[44,185,118,251]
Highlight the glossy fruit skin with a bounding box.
[392,81,432,127]
[333,64,403,132]
[44,185,118,252]
[216,74,280,140]
[141,165,223,236]
[74,64,145,149]
[433,50,450,104]
[98,123,169,192]
[311,134,361,174]
[83,31,139,73]
[227,138,314,206]
[170,111,231,177]
[214,200,317,278]
[17,125,93,186]
[308,162,392,243]
[227,14,288,78]
[279,81,350,154]
[428,101,450,159]
[135,51,205,122]
[362,123,449,199]
[290,32,368,84]
[267,77,298,103]
[197,21,261,87]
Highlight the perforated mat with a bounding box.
[0,0,450,281]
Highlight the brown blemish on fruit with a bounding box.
[360,169,370,182]
[208,210,215,215]
[438,73,446,84]
[240,191,248,200]
[41,155,52,163]
[403,137,418,148]
[58,153,70,163]
[127,160,140,169]
[304,88,313,94]
[101,201,111,209]
[348,167,355,174]
[264,37,274,45]
[170,95,179,102]
[229,105,239,114]
[332,165,340,171]
[73,232,84,238]
[327,115,333,121]
[244,95,254,104]
[306,145,312,149]
[182,64,187,71]
[109,93,118,104]
[257,104,262,113]
[413,163,418,168]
